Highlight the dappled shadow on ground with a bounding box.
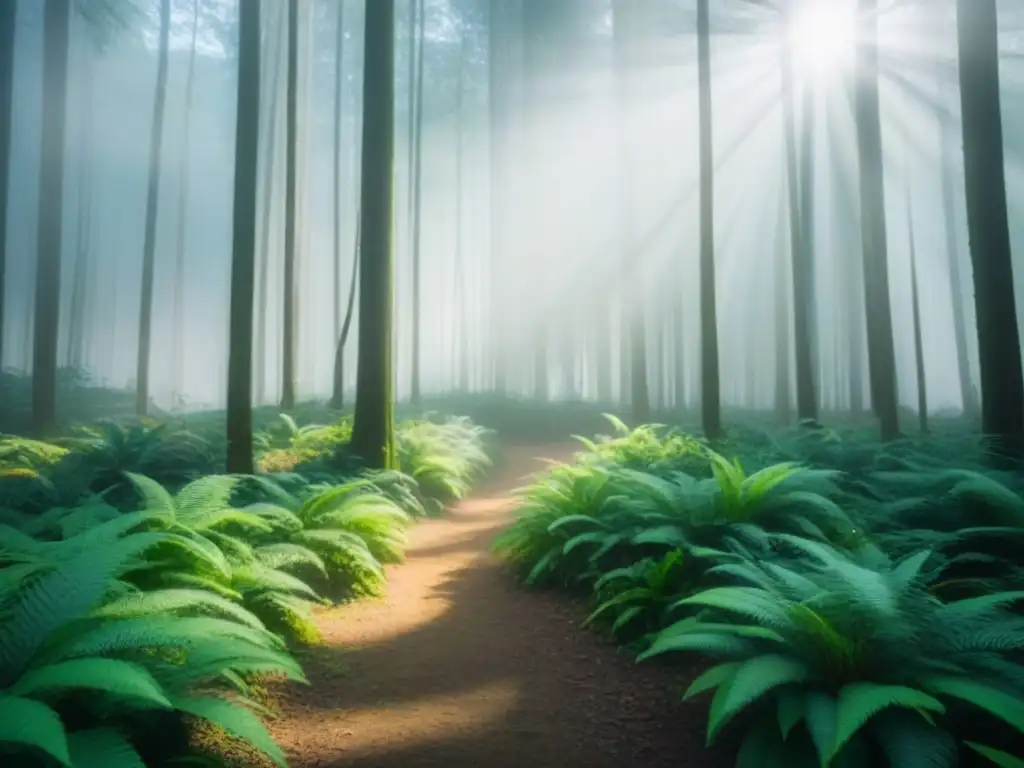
[267,444,729,768]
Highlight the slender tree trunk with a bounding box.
[0,0,15,371]
[488,0,507,394]
[331,0,347,407]
[409,0,425,403]
[937,65,977,418]
[454,34,470,392]
[855,0,900,441]
[351,0,397,470]
[696,0,720,438]
[134,0,171,415]
[67,49,95,371]
[226,0,261,475]
[957,0,1024,459]
[795,84,818,422]
[906,189,928,434]
[171,0,199,408]
[33,0,72,435]
[780,2,816,426]
[611,0,651,425]
[280,0,299,410]
[332,215,360,410]
[255,3,285,406]
[773,190,792,424]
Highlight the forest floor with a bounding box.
[263,443,728,768]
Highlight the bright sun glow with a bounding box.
[789,1,858,78]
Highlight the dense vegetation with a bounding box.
[0,387,491,766]
[494,416,1024,767]
[3,0,1024,765]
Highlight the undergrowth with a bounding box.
[493,415,1024,768]
[0,407,490,766]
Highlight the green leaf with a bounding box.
[831,683,945,761]
[0,695,71,765]
[707,654,809,743]
[67,728,146,768]
[9,658,172,708]
[923,676,1024,735]
[173,695,287,766]
[965,742,1024,768]
[683,661,741,699]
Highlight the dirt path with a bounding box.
[269,444,725,768]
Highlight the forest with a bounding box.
[3,0,1024,766]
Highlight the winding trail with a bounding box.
[269,444,724,768]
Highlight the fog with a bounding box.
[5,0,1024,416]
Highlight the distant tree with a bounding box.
[936,68,976,418]
[956,0,1024,459]
[171,0,200,407]
[0,0,14,371]
[780,0,817,425]
[409,0,425,403]
[855,0,900,441]
[331,0,348,409]
[350,0,397,470]
[32,0,73,435]
[135,0,171,416]
[695,0,721,438]
[226,0,262,475]
[280,0,300,410]
[906,193,928,434]
[611,0,653,426]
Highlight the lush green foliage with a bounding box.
[0,408,490,766]
[494,417,1024,767]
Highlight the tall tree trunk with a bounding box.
[611,0,651,425]
[172,0,199,407]
[332,215,360,410]
[938,63,977,418]
[454,33,470,392]
[409,0,425,403]
[773,190,792,424]
[331,0,347,407]
[696,0,721,438]
[33,0,72,435]
[0,0,14,371]
[226,0,261,475]
[254,3,286,406]
[957,0,1024,459]
[351,0,397,470]
[135,0,171,416]
[855,0,900,441]
[906,187,928,434]
[795,85,818,422]
[488,0,507,394]
[781,1,816,425]
[280,0,300,410]
[67,48,95,371]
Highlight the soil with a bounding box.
[267,443,730,768]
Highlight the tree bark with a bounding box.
[937,62,977,418]
[135,0,171,416]
[331,0,347,407]
[855,0,900,441]
[409,0,425,403]
[350,0,397,470]
[33,0,72,435]
[906,188,928,434]
[280,0,300,410]
[696,0,720,437]
[226,0,261,475]
[0,0,15,371]
[956,0,1024,459]
[171,0,199,407]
